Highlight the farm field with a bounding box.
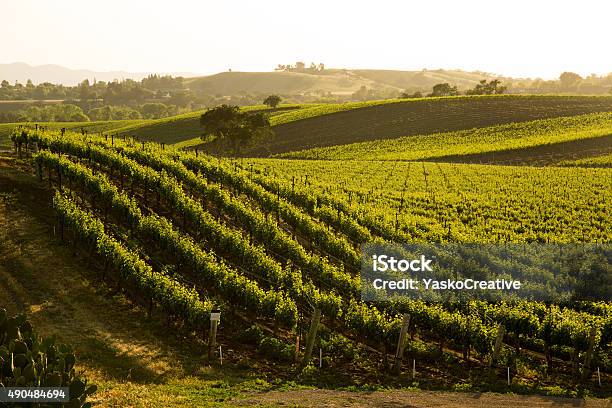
[4,96,612,158]
[4,127,611,402]
[242,158,611,243]
[261,95,612,156]
[277,113,612,162]
[112,104,314,145]
[3,93,612,406]
[5,1,612,406]
[0,104,310,150]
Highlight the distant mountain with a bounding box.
[0,62,201,86]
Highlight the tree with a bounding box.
[429,83,459,97]
[141,102,170,119]
[466,79,507,95]
[263,95,282,108]
[78,79,91,101]
[559,72,582,92]
[200,105,273,156]
[400,91,423,99]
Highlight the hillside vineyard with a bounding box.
[9,127,611,387]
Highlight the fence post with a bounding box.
[301,308,321,368]
[393,314,411,374]
[581,326,597,381]
[490,323,505,367]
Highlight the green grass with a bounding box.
[0,104,309,150]
[113,104,311,145]
[276,113,612,161]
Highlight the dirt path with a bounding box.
[239,389,611,407]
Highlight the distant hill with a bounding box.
[184,69,507,96]
[1,63,511,97]
[0,62,200,86]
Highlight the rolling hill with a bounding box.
[72,95,612,157]
[184,69,506,96]
[3,108,611,405]
[262,95,612,156]
[276,113,612,163]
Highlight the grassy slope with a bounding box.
[4,157,609,406]
[262,95,612,156]
[277,113,612,161]
[112,104,316,145]
[0,105,304,150]
[127,95,612,154]
[183,69,504,96]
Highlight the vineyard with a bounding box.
[560,153,612,168]
[263,95,612,156]
[5,126,611,400]
[277,113,612,161]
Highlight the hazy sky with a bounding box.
[3,0,611,79]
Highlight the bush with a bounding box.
[0,308,96,407]
[258,337,295,363]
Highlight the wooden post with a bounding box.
[393,314,411,374]
[301,308,321,368]
[597,367,601,387]
[208,311,221,361]
[60,215,64,242]
[319,348,322,369]
[490,323,505,367]
[294,335,300,363]
[581,326,598,381]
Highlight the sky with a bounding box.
[3,0,611,79]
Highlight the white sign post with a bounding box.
[208,311,221,361]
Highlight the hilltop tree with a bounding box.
[399,90,423,99]
[263,95,282,108]
[559,72,583,91]
[429,83,459,97]
[466,79,507,95]
[200,104,273,156]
